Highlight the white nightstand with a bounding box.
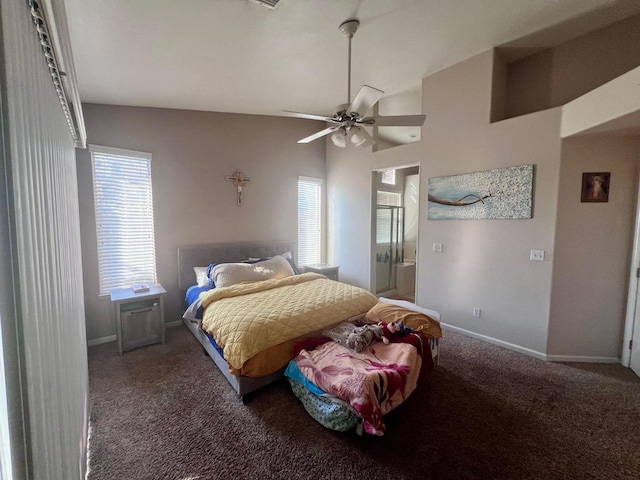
[304,264,340,281]
[110,284,166,355]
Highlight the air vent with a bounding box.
[250,0,280,9]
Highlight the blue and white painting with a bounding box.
[427,164,534,220]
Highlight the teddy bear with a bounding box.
[378,322,413,344]
[346,324,384,352]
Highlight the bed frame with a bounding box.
[178,241,297,402]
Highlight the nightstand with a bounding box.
[110,284,166,355]
[304,264,340,281]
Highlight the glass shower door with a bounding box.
[375,206,404,294]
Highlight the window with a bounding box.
[377,190,402,207]
[298,176,323,266]
[376,191,402,244]
[327,196,335,265]
[381,169,396,185]
[90,145,157,295]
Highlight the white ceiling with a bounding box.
[63,0,640,143]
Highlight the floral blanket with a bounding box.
[294,334,433,435]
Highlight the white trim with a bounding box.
[546,354,621,364]
[622,171,640,367]
[88,144,152,161]
[87,335,116,347]
[442,323,547,360]
[298,175,323,185]
[443,323,623,364]
[87,321,182,347]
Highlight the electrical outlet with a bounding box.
[473,307,481,318]
[433,243,443,252]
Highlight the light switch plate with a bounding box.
[530,249,545,261]
[433,243,443,252]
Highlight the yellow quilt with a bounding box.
[200,273,378,370]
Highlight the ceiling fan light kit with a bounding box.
[330,129,347,148]
[282,18,426,148]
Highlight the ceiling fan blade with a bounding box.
[360,114,426,127]
[298,126,341,144]
[347,85,384,117]
[282,111,338,123]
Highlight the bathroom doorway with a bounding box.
[373,165,419,300]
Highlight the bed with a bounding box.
[179,241,378,401]
[285,298,442,435]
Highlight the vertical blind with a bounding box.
[90,145,157,294]
[298,176,323,266]
[1,0,89,477]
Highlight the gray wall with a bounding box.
[505,14,640,119]
[78,105,326,342]
[549,137,639,358]
[328,25,640,361]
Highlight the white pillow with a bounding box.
[212,255,295,288]
[193,266,209,287]
[378,297,441,321]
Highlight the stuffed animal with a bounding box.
[346,324,384,352]
[378,322,413,344]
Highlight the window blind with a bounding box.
[377,190,402,207]
[90,145,157,294]
[327,196,336,265]
[298,176,323,266]
[381,169,396,185]
[376,191,402,244]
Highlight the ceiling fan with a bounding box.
[282,19,426,148]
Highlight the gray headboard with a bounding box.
[177,240,297,291]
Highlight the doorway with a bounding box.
[623,172,640,377]
[372,165,419,300]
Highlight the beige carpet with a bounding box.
[87,325,640,480]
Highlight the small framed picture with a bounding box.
[581,172,610,203]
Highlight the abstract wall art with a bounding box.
[427,164,534,220]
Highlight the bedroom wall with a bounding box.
[77,104,326,342]
[504,13,640,119]
[548,137,640,359]
[416,50,562,355]
[328,50,560,357]
[328,15,640,361]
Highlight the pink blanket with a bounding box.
[295,336,429,435]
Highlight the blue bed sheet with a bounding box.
[186,285,211,307]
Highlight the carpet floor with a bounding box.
[87,325,640,480]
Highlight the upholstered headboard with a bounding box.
[177,240,297,291]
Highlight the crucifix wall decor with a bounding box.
[224,169,251,206]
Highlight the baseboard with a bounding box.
[441,323,622,364]
[441,323,548,361]
[87,335,116,347]
[546,354,620,364]
[87,321,183,346]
